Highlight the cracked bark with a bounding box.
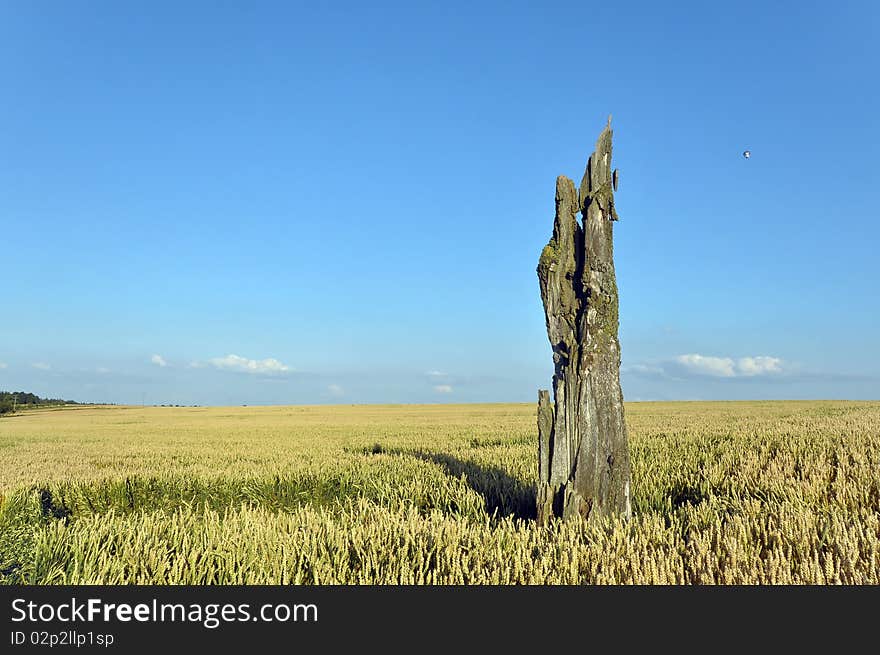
[536,117,631,525]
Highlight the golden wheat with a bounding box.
[1,401,878,584]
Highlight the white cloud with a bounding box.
[736,356,782,376]
[208,354,291,375]
[433,384,453,393]
[426,370,446,377]
[31,362,51,371]
[675,354,736,378]
[0,362,7,369]
[629,353,786,380]
[151,354,169,368]
[96,367,111,374]
[327,384,344,396]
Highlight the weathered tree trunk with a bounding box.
[536,117,631,525]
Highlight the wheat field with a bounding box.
[1,401,879,584]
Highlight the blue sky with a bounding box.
[1,1,877,405]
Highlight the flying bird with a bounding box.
[612,169,619,192]
[742,150,751,159]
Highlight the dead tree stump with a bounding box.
[536,117,631,525]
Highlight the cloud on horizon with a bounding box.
[208,354,291,375]
[151,354,169,368]
[676,354,783,378]
[31,362,51,371]
[433,384,453,393]
[626,353,785,380]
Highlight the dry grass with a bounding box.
[1,401,879,584]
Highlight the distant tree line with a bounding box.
[0,391,80,415]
